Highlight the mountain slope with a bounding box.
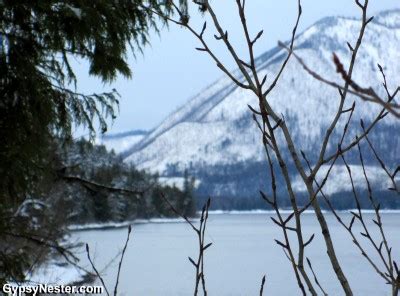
[99,130,149,154]
[123,10,400,198]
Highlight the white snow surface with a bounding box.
[123,11,400,177]
[292,164,399,195]
[158,176,200,190]
[207,209,400,215]
[98,133,145,154]
[25,261,87,286]
[69,217,190,231]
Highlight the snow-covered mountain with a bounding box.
[98,130,148,154]
[122,10,400,198]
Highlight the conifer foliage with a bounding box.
[0,0,189,284]
[0,0,180,204]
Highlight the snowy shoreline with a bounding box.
[68,217,189,231]
[207,209,400,215]
[68,209,400,231]
[28,208,400,287]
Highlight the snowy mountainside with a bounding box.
[123,10,400,197]
[98,130,148,154]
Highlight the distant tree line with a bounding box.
[60,139,197,224]
[171,156,400,210]
[197,190,399,212]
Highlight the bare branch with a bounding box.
[263,0,302,97]
[162,193,211,296]
[259,275,266,296]
[306,258,328,296]
[86,244,111,296]
[114,225,132,296]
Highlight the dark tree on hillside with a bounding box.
[181,170,196,217]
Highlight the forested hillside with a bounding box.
[58,139,196,224]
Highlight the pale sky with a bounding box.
[72,0,399,135]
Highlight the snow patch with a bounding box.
[292,165,398,194]
[25,261,87,286]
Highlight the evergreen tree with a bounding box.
[0,0,189,283]
[0,0,186,206]
[179,170,196,217]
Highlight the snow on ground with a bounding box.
[69,217,189,231]
[25,260,88,286]
[97,133,145,154]
[158,176,201,190]
[124,10,400,176]
[292,164,398,194]
[24,208,400,287]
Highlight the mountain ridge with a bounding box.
[117,10,400,198]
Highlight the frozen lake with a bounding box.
[71,212,400,295]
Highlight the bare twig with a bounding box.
[161,193,211,296]
[362,131,399,193]
[259,274,266,296]
[61,174,145,196]
[86,244,110,296]
[114,225,132,296]
[306,257,328,296]
[86,226,133,296]
[279,44,400,118]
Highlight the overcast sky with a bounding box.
[72,0,399,135]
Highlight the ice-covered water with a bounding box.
[71,212,400,295]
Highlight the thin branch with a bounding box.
[306,257,328,296]
[161,193,211,296]
[86,244,111,296]
[61,174,145,196]
[259,275,266,296]
[279,44,400,118]
[114,225,132,296]
[263,0,302,97]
